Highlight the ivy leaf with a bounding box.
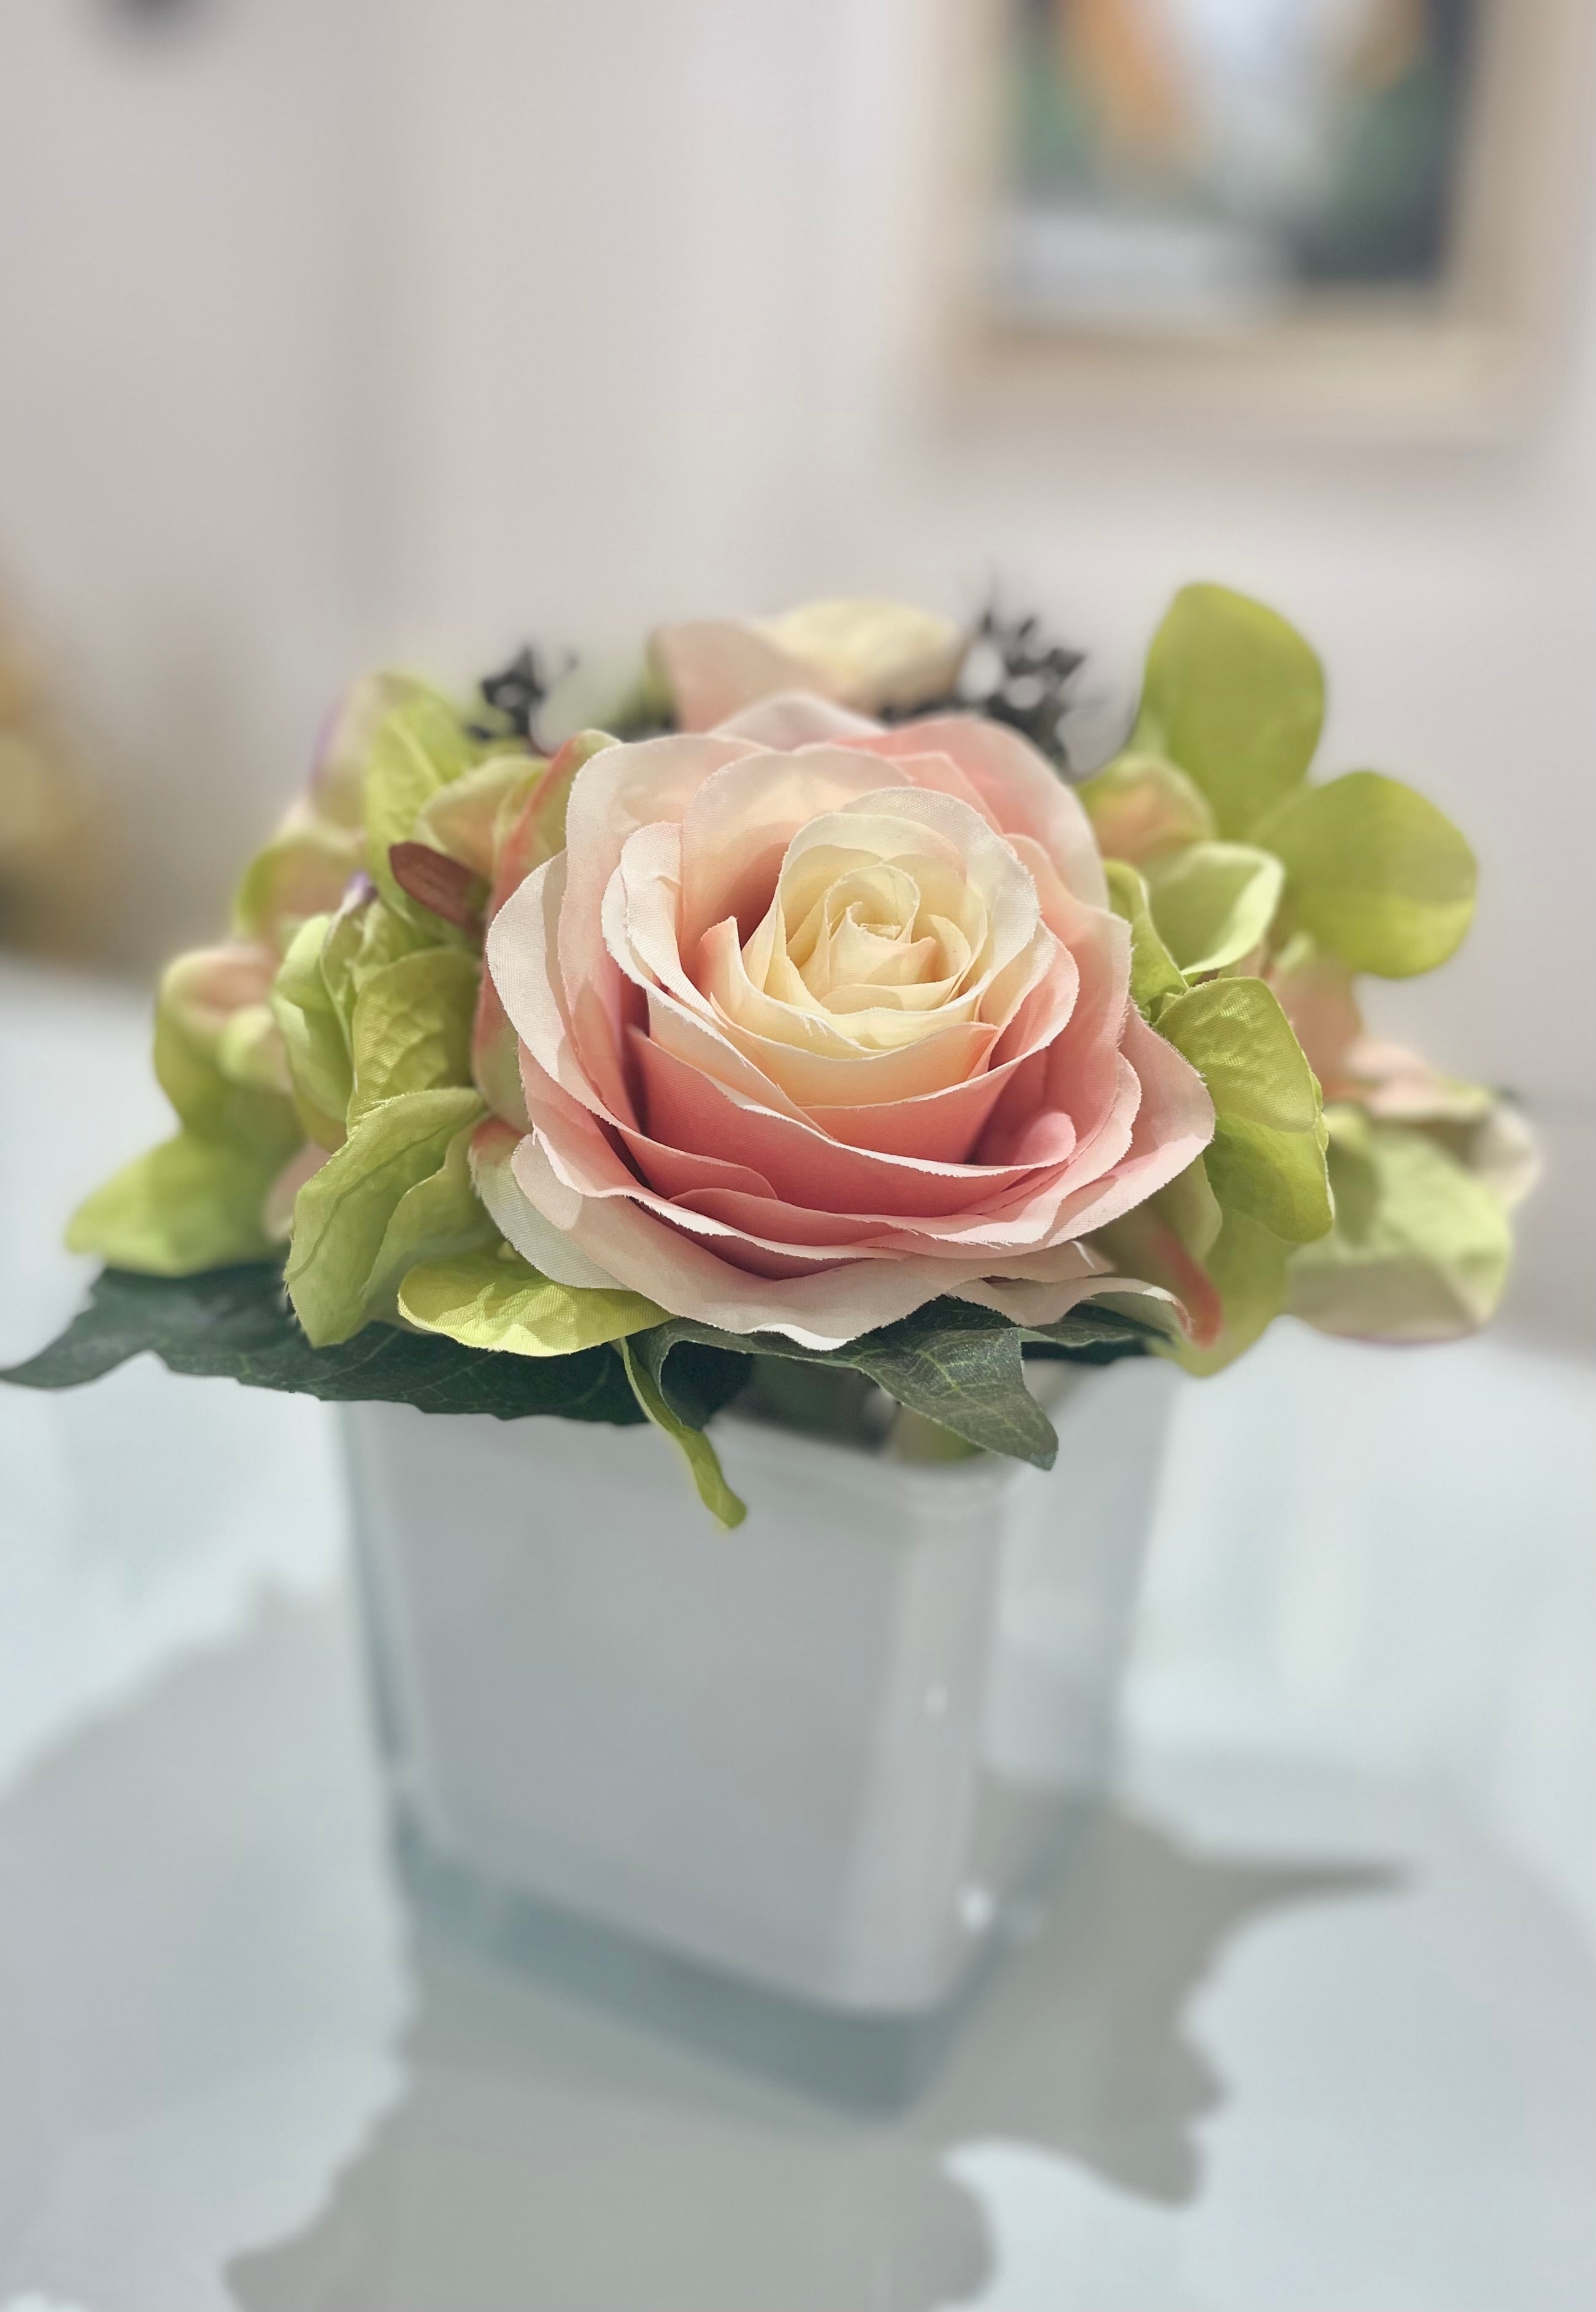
[634,1296,1154,1470]
[619,1337,747,1530]
[6,1276,1155,1477]
[1,1264,644,1424]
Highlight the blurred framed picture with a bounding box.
[942,0,1594,434]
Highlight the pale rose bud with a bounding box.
[653,600,965,732]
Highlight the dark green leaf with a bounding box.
[618,1338,747,1529]
[5,1272,1153,1462]
[2,1264,642,1425]
[633,1296,1154,1470]
[1022,1305,1161,1362]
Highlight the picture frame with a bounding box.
[935,0,1595,438]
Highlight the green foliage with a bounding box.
[63,1134,291,1276]
[68,949,304,1275]
[152,964,294,1156]
[1287,1106,1514,1340]
[1142,841,1284,977]
[1095,587,1485,1367]
[737,1359,885,1447]
[233,820,362,951]
[2,1263,644,1424]
[1168,1205,1291,1376]
[363,686,488,928]
[633,1297,1155,1475]
[271,913,353,1148]
[1134,584,1324,838]
[347,894,443,998]
[213,1004,289,1095]
[412,753,544,879]
[399,1246,664,1356]
[1258,770,1476,977]
[620,1337,748,1530]
[284,1088,487,1345]
[47,586,1509,1459]
[363,1121,499,1319]
[348,946,479,1121]
[1103,860,1187,1016]
[1155,978,1332,1243]
[62,678,502,1305]
[1079,751,1214,866]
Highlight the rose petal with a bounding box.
[712,692,884,748]
[865,716,1108,907]
[677,749,917,953]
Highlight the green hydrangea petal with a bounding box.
[363,1123,499,1322]
[1079,751,1215,865]
[619,1336,746,1530]
[271,914,353,1149]
[152,959,301,1161]
[214,1003,290,1096]
[1170,1207,1290,1375]
[1104,860,1187,1018]
[363,687,488,927]
[348,895,443,999]
[317,900,366,1040]
[1287,1109,1512,1340]
[284,1086,485,1345]
[349,946,478,1123]
[1135,584,1324,837]
[412,754,543,880]
[399,1246,664,1355]
[233,820,363,953]
[65,1132,287,1274]
[1157,978,1332,1242]
[1258,770,1476,977]
[1143,841,1285,977]
[489,731,614,901]
[312,671,431,831]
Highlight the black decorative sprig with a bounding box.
[881,600,1087,773]
[470,645,560,749]
[958,605,1085,771]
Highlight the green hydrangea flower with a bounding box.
[1083,583,1522,1363]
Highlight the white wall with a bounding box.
[0,0,391,950]
[1,0,1590,1336]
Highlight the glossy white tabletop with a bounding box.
[2,962,1593,2312]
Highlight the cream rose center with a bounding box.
[696,795,1045,1065]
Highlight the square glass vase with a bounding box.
[342,1353,1174,2017]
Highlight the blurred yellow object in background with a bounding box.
[0,597,107,959]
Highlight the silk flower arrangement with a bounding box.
[6,587,1531,1525]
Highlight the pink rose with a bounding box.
[477,695,1214,1348]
